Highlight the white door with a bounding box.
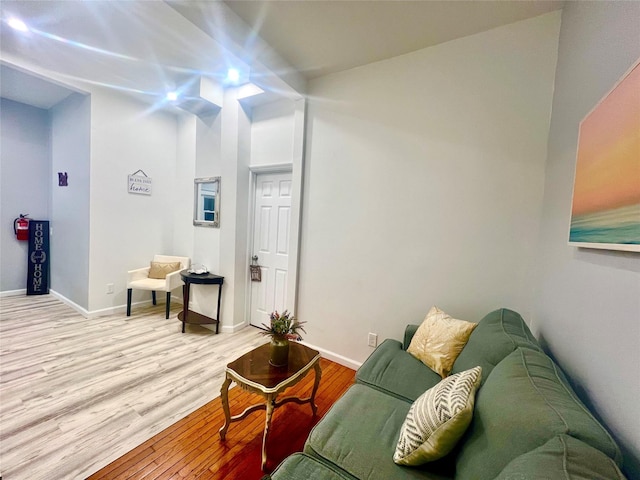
[250,172,292,328]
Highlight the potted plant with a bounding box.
[261,310,306,367]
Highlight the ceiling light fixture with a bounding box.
[7,17,29,32]
[226,68,240,84]
[166,91,178,101]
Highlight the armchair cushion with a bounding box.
[149,261,181,279]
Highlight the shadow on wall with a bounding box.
[538,332,639,479]
[573,247,640,274]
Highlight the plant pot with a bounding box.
[269,336,290,367]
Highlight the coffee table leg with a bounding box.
[310,361,322,416]
[219,376,232,440]
[261,394,275,471]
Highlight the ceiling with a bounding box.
[0,64,75,109]
[223,0,564,79]
[0,1,242,109]
[0,1,564,110]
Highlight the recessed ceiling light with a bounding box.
[7,17,29,32]
[227,68,240,84]
[166,91,178,101]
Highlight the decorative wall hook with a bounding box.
[58,172,68,186]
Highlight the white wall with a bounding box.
[184,112,224,321]
[218,90,253,330]
[50,92,91,308]
[533,2,640,477]
[250,100,296,167]
[298,12,561,364]
[193,112,222,273]
[88,87,180,312]
[0,99,50,292]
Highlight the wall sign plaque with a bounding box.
[128,169,152,196]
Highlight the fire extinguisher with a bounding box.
[13,214,30,241]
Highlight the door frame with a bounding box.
[245,164,301,327]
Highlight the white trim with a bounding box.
[301,341,362,371]
[221,320,251,334]
[248,163,293,174]
[0,289,26,297]
[50,290,91,318]
[48,291,183,319]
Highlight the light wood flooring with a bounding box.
[0,295,267,480]
[89,357,355,479]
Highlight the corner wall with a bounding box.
[533,2,640,476]
[50,93,91,308]
[0,99,51,292]
[88,87,180,313]
[298,12,561,365]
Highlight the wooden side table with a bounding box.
[219,342,322,471]
[178,271,224,333]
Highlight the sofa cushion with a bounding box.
[407,306,477,378]
[495,435,627,480]
[394,366,482,465]
[451,308,540,383]
[270,453,357,480]
[305,384,454,480]
[455,348,623,480]
[356,339,442,402]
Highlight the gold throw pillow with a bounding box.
[148,261,181,279]
[407,306,477,378]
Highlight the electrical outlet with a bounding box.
[106,283,114,294]
[368,332,378,348]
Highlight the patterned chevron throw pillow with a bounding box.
[394,366,482,465]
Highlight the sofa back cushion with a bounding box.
[451,308,540,382]
[356,339,442,402]
[494,435,626,480]
[455,348,622,480]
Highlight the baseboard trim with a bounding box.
[49,290,90,317]
[221,321,249,334]
[48,291,183,319]
[0,289,26,297]
[301,341,362,371]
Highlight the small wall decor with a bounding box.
[193,177,220,227]
[128,169,152,196]
[569,59,640,252]
[58,172,68,186]
[250,255,261,282]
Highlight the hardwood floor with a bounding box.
[89,357,354,479]
[0,295,268,479]
[0,295,356,480]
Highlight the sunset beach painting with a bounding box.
[569,60,640,252]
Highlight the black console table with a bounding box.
[178,270,224,333]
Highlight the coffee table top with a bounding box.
[226,342,320,394]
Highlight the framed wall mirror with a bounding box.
[193,177,220,227]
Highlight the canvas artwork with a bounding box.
[569,60,640,252]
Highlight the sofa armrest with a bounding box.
[403,324,419,350]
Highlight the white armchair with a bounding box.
[126,255,190,319]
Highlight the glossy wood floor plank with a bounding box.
[0,295,267,480]
[89,356,355,479]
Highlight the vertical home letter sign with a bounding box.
[27,220,50,295]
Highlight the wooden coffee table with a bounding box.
[219,342,322,470]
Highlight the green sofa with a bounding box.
[269,309,626,479]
